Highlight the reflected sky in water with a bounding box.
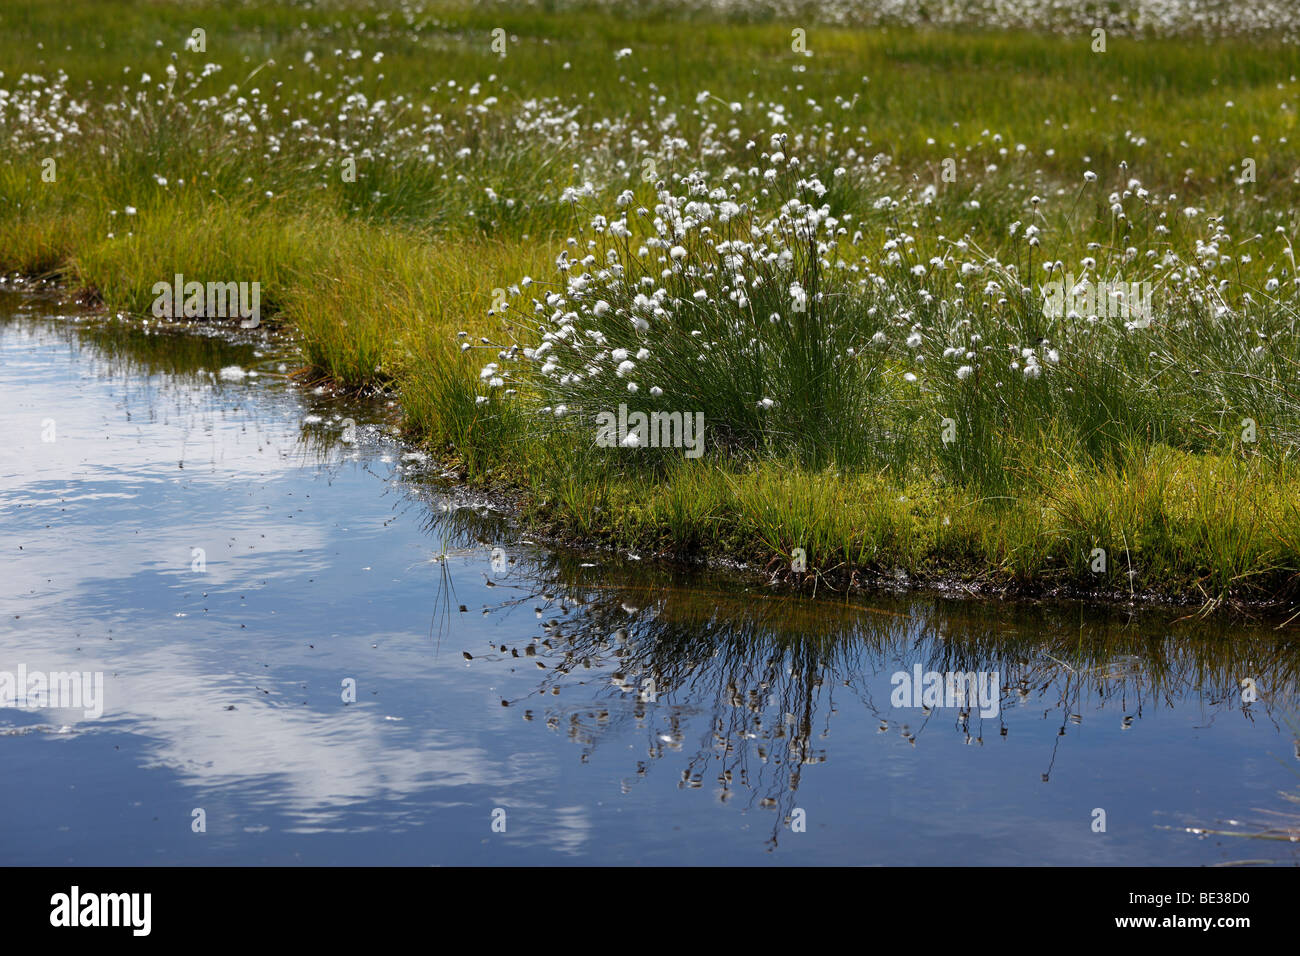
[2,292,1298,865]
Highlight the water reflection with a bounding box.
[422,535,1300,851]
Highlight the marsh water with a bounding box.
[2,290,1298,866]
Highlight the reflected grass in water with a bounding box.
[420,505,1300,849]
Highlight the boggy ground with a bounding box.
[4,0,1300,616]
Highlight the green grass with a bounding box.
[3,0,1300,610]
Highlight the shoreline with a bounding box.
[5,281,1295,622]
